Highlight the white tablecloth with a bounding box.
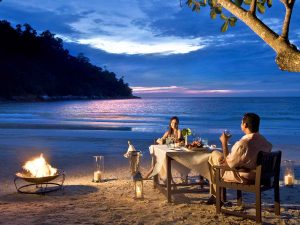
[149,145,212,181]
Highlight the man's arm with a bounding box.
[220,132,230,158]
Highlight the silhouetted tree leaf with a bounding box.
[186,0,193,7]
[243,0,252,5]
[215,6,222,14]
[192,3,200,12]
[221,21,229,32]
[199,2,206,7]
[234,0,243,6]
[267,0,272,7]
[220,13,227,20]
[210,10,217,19]
[257,2,265,14]
[229,17,237,27]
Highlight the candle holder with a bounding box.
[133,171,144,199]
[92,156,104,183]
[283,160,295,187]
[129,151,142,175]
[124,141,142,175]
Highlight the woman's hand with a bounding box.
[156,138,163,145]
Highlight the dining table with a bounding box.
[148,144,216,202]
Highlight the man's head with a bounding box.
[241,113,260,133]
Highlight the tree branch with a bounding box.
[281,0,295,40]
[217,0,280,51]
[216,0,300,71]
[249,0,257,16]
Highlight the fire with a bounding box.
[23,154,57,178]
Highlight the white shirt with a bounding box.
[223,133,272,183]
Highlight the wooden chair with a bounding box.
[214,151,282,223]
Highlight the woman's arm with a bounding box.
[162,131,169,140]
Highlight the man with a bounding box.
[206,113,272,204]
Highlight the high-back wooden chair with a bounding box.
[214,151,282,223]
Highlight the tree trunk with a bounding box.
[218,0,300,72]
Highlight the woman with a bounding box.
[157,116,182,144]
[145,116,183,179]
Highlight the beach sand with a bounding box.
[0,128,299,224]
[0,165,299,225]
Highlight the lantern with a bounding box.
[93,155,104,182]
[283,160,295,187]
[133,171,144,199]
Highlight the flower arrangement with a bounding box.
[182,128,192,145]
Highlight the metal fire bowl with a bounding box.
[15,171,61,184]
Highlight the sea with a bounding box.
[0,97,300,180]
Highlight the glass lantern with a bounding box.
[283,160,295,187]
[133,171,143,199]
[93,155,104,182]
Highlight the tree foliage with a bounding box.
[0,20,133,100]
[185,0,300,72]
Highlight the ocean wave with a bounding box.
[0,123,132,131]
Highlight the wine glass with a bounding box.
[192,132,200,142]
[202,138,208,147]
[224,129,232,145]
[224,129,231,137]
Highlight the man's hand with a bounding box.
[219,132,231,158]
[219,132,230,146]
[218,156,227,166]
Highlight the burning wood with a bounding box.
[14,154,65,194]
[21,154,57,178]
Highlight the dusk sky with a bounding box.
[1,0,300,97]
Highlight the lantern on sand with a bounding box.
[93,156,104,182]
[283,160,295,187]
[133,171,144,199]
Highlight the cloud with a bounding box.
[131,86,236,95]
[262,18,282,33]
[76,36,206,55]
[132,86,178,93]
[2,0,263,55]
[131,85,300,97]
[62,4,208,55]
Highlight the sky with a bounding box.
[0,0,300,97]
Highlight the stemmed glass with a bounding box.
[192,132,201,142]
[166,137,175,149]
[224,129,232,145]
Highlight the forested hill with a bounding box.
[0,20,134,101]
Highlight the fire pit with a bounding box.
[14,154,65,194]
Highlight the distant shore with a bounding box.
[0,95,140,102]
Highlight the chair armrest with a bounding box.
[213,165,228,169]
[213,165,254,173]
[213,165,236,171]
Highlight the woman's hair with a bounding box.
[168,116,179,136]
[242,113,260,133]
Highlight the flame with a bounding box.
[23,154,57,177]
